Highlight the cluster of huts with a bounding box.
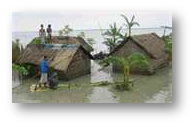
[16,33,169,80]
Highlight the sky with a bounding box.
[12,11,172,32]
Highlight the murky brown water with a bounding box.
[12,60,172,103]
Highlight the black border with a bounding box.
[3,3,192,122]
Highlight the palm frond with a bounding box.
[131,15,135,23]
[127,52,146,61]
[121,14,130,27]
[132,22,140,27]
[127,52,149,68]
[100,56,125,67]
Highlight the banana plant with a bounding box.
[100,52,149,90]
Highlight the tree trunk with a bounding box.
[123,66,126,83]
[124,66,129,83]
[123,66,130,89]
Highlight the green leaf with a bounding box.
[103,22,124,49]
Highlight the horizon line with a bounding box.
[12,27,172,33]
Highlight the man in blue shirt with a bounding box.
[39,56,49,87]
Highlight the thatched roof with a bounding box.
[33,36,93,52]
[17,44,92,71]
[110,33,166,59]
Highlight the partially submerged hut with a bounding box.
[109,33,168,74]
[17,43,93,80]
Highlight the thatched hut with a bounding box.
[17,43,93,80]
[109,33,168,74]
[31,36,93,52]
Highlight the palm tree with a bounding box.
[103,22,124,51]
[100,52,149,90]
[121,14,140,37]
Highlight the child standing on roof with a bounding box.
[47,24,52,43]
[39,24,46,44]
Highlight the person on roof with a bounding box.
[47,24,52,43]
[39,24,46,44]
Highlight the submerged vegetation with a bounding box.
[12,63,29,76]
[100,52,149,90]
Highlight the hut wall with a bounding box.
[112,40,153,74]
[66,48,91,80]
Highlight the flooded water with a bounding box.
[12,60,172,103]
[12,72,21,88]
[88,87,118,103]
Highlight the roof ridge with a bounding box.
[109,33,164,59]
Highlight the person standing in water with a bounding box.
[39,24,46,44]
[47,24,52,43]
[39,56,49,87]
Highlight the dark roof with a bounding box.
[109,33,166,59]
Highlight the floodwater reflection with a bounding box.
[88,87,118,103]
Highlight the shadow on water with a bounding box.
[12,60,172,103]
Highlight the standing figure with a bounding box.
[39,56,49,87]
[47,24,52,43]
[39,24,46,44]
